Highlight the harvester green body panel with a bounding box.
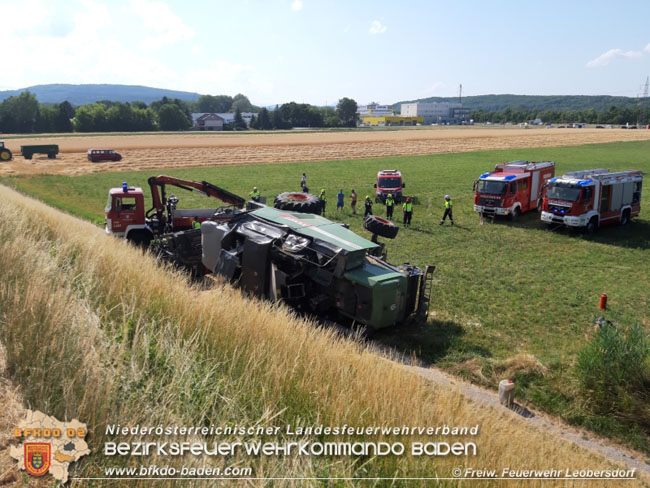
[344,260,407,328]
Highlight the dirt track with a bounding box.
[2,127,649,176]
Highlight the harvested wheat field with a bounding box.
[2,127,650,176]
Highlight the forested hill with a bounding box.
[394,94,643,112]
[0,84,201,105]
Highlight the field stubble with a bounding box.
[2,127,650,176]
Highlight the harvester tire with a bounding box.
[0,149,11,161]
[364,216,399,239]
[274,192,322,214]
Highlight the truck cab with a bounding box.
[105,184,149,243]
[473,161,555,219]
[374,170,405,203]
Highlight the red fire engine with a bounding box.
[105,176,246,246]
[473,161,555,220]
[541,169,643,233]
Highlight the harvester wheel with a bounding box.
[274,192,322,214]
[0,149,11,161]
[364,216,399,239]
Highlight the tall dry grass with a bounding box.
[0,184,644,486]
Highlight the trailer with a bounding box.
[541,169,643,233]
[473,161,555,220]
[21,144,59,159]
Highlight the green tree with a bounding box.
[55,101,74,132]
[233,107,247,130]
[231,93,253,113]
[158,104,191,131]
[0,91,40,133]
[272,105,286,129]
[258,108,272,130]
[336,97,358,127]
[198,94,233,113]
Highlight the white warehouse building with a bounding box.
[400,102,466,124]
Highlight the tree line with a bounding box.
[470,103,650,125]
[0,91,359,133]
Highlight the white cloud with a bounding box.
[586,48,643,67]
[126,0,195,50]
[644,43,650,53]
[292,0,303,11]
[369,20,387,35]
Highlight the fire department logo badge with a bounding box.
[25,443,51,476]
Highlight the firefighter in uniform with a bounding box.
[364,195,373,217]
[319,189,327,215]
[402,197,413,227]
[385,193,395,219]
[250,187,261,202]
[440,194,454,225]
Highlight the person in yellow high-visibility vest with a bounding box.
[402,197,413,227]
[440,195,454,225]
[385,193,395,219]
[250,187,261,202]
[192,218,201,229]
[319,189,327,215]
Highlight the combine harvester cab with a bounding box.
[374,169,405,203]
[541,169,643,233]
[473,161,555,220]
[201,202,434,330]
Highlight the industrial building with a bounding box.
[400,101,470,124]
[358,102,424,126]
[358,102,393,117]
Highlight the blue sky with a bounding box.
[3,0,650,105]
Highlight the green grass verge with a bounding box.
[3,140,650,453]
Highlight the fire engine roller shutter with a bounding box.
[610,184,623,211]
[622,182,634,205]
[241,238,272,297]
[531,171,540,203]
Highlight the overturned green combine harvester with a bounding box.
[200,201,434,330]
[106,178,433,330]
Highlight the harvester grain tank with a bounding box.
[541,169,643,233]
[473,161,555,220]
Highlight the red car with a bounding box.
[88,149,122,162]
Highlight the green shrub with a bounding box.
[576,323,650,430]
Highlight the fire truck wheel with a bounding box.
[363,215,399,239]
[510,207,521,222]
[274,192,322,214]
[585,217,598,235]
[620,209,630,226]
